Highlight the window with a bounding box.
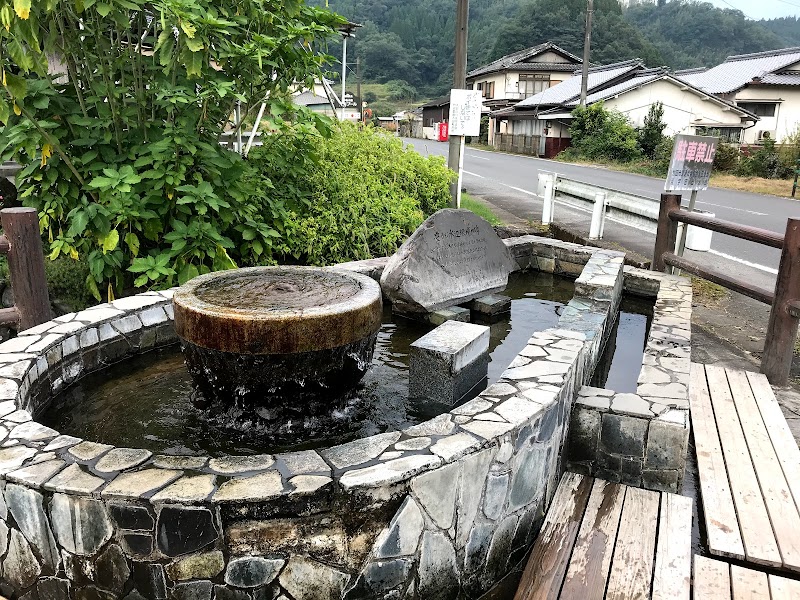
[696,126,741,143]
[479,81,494,99]
[518,74,550,97]
[737,102,777,117]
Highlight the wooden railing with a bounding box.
[653,193,799,385]
[0,207,51,331]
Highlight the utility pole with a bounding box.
[579,0,593,106]
[356,57,362,124]
[448,0,469,208]
[341,33,349,121]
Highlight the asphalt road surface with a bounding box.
[402,138,800,293]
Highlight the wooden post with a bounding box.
[762,218,800,385]
[1,207,50,330]
[652,193,681,272]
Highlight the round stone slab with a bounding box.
[173,266,383,408]
[173,266,382,355]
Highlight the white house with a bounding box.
[466,42,583,112]
[492,60,757,157]
[676,47,800,145]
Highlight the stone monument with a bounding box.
[380,209,515,313]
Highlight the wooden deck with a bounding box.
[690,364,800,572]
[694,556,800,599]
[513,472,693,600]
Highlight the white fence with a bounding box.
[537,173,660,240]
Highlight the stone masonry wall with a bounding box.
[0,237,632,600]
[566,267,693,493]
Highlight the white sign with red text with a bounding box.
[665,134,718,191]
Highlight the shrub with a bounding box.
[44,257,94,312]
[638,102,667,159]
[713,143,740,172]
[0,0,344,298]
[570,103,642,162]
[247,123,453,265]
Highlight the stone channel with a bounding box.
[0,235,691,599]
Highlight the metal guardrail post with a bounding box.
[542,176,555,226]
[0,207,51,330]
[652,194,681,272]
[793,159,799,198]
[762,218,800,385]
[589,192,606,240]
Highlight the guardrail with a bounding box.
[538,173,660,239]
[653,193,797,385]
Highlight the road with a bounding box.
[402,138,800,292]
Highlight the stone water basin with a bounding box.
[41,272,581,456]
[0,236,689,600]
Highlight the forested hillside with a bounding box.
[312,0,798,102]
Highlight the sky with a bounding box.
[704,0,800,19]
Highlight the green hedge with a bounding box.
[248,123,453,265]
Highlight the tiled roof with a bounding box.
[677,47,800,94]
[674,67,707,75]
[421,96,451,109]
[493,64,756,121]
[515,60,643,108]
[562,71,665,107]
[757,72,800,86]
[293,91,331,107]
[467,42,582,79]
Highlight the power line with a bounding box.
[771,0,800,11]
[717,0,755,19]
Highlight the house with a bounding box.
[492,60,758,158]
[676,47,800,145]
[291,80,361,122]
[420,97,451,139]
[467,42,583,113]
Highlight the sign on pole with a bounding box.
[664,134,718,191]
[448,89,482,209]
[449,89,482,137]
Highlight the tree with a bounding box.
[0,0,344,296]
[488,0,662,68]
[639,102,667,159]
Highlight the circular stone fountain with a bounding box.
[173,266,382,417]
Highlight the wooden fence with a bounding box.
[0,207,51,331]
[653,194,799,385]
[493,134,541,156]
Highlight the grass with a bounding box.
[689,276,727,306]
[556,154,796,198]
[360,83,431,119]
[708,173,796,198]
[461,193,502,225]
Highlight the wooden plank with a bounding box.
[651,493,693,600]
[746,371,800,516]
[727,369,800,571]
[689,363,746,560]
[705,364,782,568]
[559,479,626,600]
[730,565,770,600]
[769,574,800,600]
[514,472,593,600]
[604,486,660,600]
[693,556,731,600]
